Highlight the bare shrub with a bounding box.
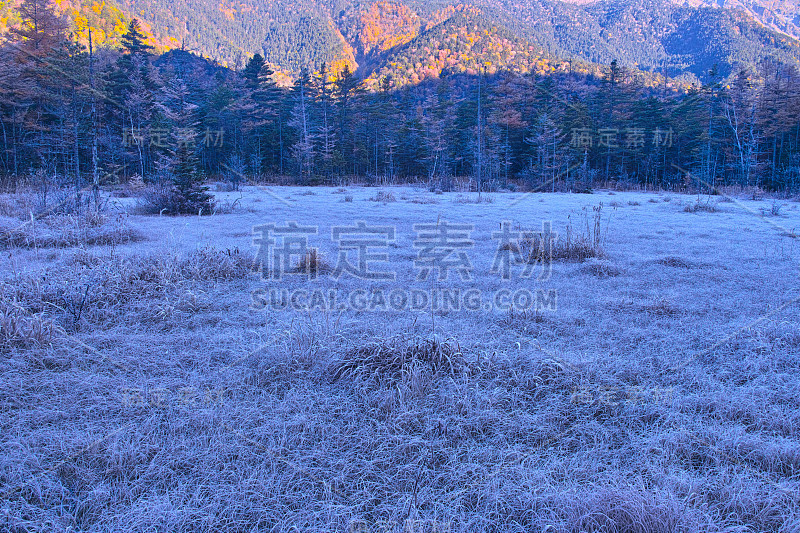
[328,335,465,385]
[212,195,243,215]
[343,195,354,203]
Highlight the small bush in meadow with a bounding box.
[138,182,215,216]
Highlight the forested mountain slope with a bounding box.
[4,0,797,83]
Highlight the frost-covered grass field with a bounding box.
[2,186,800,532]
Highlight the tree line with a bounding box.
[2,0,800,211]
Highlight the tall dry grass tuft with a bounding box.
[518,203,608,263]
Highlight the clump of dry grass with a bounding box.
[179,246,256,280]
[657,256,695,269]
[2,247,255,330]
[642,296,681,316]
[455,194,494,204]
[580,258,623,277]
[410,197,439,204]
[761,201,784,217]
[292,248,332,276]
[567,487,689,532]
[0,194,34,218]
[684,198,718,213]
[371,190,396,202]
[328,335,465,385]
[0,301,60,352]
[506,208,608,265]
[0,213,142,249]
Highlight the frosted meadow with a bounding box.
[2,185,800,531]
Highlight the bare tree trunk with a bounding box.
[476,71,482,196]
[89,28,100,211]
